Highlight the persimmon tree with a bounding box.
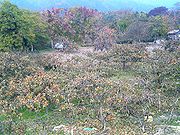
[135,48,180,133]
[42,8,70,48]
[96,44,147,70]
[94,26,116,51]
[0,53,65,113]
[67,7,101,45]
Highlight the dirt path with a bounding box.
[43,47,94,62]
[155,125,180,135]
[146,45,164,52]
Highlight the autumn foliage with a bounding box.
[0,1,180,134]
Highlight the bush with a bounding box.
[0,53,65,113]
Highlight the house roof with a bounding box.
[167,29,180,35]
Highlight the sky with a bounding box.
[9,0,180,12]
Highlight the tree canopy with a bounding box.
[0,1,49,52]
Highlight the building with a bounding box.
[167,29,180,40]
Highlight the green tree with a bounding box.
[20,10,49,51]
[150,16,168,39]
[117,19,130,33]
[0,1,49,52]
[0,1,23,51]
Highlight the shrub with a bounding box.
[0,53,64,113]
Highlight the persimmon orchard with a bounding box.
[0,1,179,135]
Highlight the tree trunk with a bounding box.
[51,40,54,48]
[122,61,126,71]
[100,106,106,131]
[31,45,34,52]
[158,93,161,112]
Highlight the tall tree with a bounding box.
[0,1,49,52]
[148,6,168,16]
[67,7,101,45]
[0,1,23,51]
[150,16,168,39]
